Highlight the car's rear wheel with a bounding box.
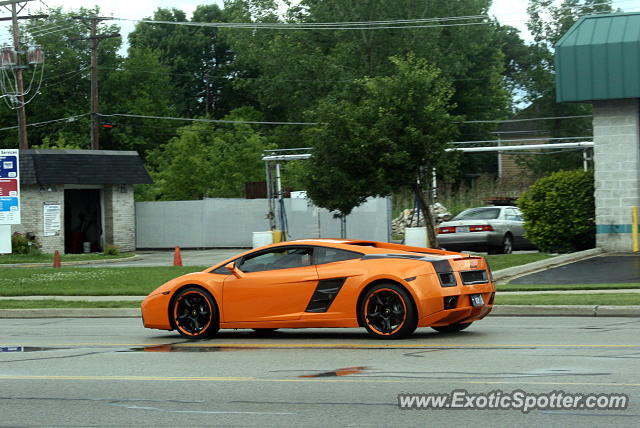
[499,234,513,254]
[431,322,472,333]
[171,287,219,339]
[360,283,417,339]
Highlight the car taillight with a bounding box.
[438,226,456,234]
[469,225,493,232]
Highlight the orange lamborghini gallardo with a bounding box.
[141,240,496,340]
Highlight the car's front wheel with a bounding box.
[431,322,472,333]
[171,287,219,339]
[360,283,418,339]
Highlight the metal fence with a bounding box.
[135,197,391,248]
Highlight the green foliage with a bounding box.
[301,55,458,217]
[146,107,274,200]
[518,169,595,253]
[103,245,120,256]
[10,233,41,255]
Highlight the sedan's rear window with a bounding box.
[453,208,501,220]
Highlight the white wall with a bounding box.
[135,197,391,248]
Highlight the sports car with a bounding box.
[141,239,496,340]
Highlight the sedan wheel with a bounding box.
[361,284,417,339]
[171,287,219,339]
[502,234,513,254]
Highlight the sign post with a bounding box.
[0,149,20,254]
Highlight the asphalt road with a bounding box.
[1,317,639,427]
[511,254,640,285]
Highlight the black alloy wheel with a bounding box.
[361,283,417,339]
[171,287,219,339]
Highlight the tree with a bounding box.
[0,7,121,149]
[302,55,459,246]
[516,0,613,174]
[128,5,237,119]
[146,107,273,200]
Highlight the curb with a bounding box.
[0,308,141,318]
[490,305,640,317]
[0,305,638,319]
[492,248,604,283]
[0,255,142,268]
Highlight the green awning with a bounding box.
[556,12,640,102]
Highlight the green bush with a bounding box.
[11,232,41,255]
[518,169,595,253]
[103,245,120,256]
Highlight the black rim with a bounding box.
[174,292,212,336]
[365,289,406,335]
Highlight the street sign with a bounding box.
[0,149,19,224]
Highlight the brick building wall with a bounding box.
[11,185,64,254]
[106,185,135,252]
[593,99,640,251]
[12,184,136,254]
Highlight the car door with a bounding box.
[222,246,318,322]
[504,207,526,248]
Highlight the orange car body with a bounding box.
[141,239,495,337]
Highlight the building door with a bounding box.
[64,189,102,253]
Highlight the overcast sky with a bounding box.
[2,0,637,51]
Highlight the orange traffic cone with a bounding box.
[173,246,183,266]
[53,250,61,268]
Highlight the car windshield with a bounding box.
[453,208,501,220]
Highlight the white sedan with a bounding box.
[437,206,537,254]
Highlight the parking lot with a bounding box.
[1,316,638,426]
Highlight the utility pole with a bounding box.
[71,16,119,150]
[1,0,38,149]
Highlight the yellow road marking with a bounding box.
[0,375,638,388]
[3,342,639,349]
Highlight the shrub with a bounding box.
[518,169,595,253]
[11,232,41,255]
[103,245,120,256]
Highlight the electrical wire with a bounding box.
[462,115,592,124]
[451,136,593,145]
[113,15,490,31]
[99,113,320,126]
[0,113,89,131]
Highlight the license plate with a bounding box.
[470,294,484,307]
[456,226,470,233]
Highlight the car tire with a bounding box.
[171,287,220,339]
[360,283,418,340]
[499,234,513,254]
[431,322,472,333]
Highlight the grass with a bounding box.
[0,252,136,264]
[498,283,640,292]
[496,293,640,306]
[0,300,141,309]
[0,266,208,296]
[484,253,553,271]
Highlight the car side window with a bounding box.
[238,247,313,273]
[211,263,233,275]
[513,208,524,221]
[314,247,362,265]
[505,208,523,222]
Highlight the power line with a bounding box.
[0,113,88,131]
[462,115,592,124]
[98,113,320,126]
[451,136,593,145]
[113,15,490,31]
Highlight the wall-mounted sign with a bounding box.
[43,203,61,237]
[0,149,19,225]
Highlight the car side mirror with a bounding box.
[225,262,245,279]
